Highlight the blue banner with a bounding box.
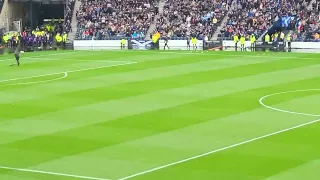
[281,16,291,27]
[131,40,152,50]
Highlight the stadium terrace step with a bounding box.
[68,0,81,41]
[145,14,159,41]
[211,11,230,41]
[158,0,165,15]
[211,0,236,41]
[145,0,164,40]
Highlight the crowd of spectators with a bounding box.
[156,0,231,40]
[64,0,75,33]
[219,0,317,41]
[293,0,320,41]
[73,0,320,41]
[76,0,157,40]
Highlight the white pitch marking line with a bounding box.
[259,89,320,117]
[6,72,68,86]
[0,62,139,179]
[67,61,137,73]
[117,89,320,180]
[25,57,132,63]
[117,119,320,180]
[0,166,110,180]
[0,72,67,83]
[0,61,137,84]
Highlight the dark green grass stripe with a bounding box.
[137,119,320,180]
[0,54,227,90]
[263,90,320,105]
[0,58,318,120]
[0,77,319,172]
[0,57,318,119]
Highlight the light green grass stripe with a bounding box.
[0,51,318,179]
[0,64,319,135]
[28,84,320,179]
[0,55,278,103]
[81,64,320,113]
[0,65,318,143]
[263,159,320,180]
[126,120,320,180]
[0,51,233,85]
[0,52,177,80]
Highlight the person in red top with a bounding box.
[89,27,94,36]
[85,31,89,37]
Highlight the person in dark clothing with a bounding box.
[163,36,169,50]
[14,51,20,66]
[12,42,21,66]
[187,36,191,50]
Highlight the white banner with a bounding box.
[74,40,122,50]
[159,40,203,50]
[290,42,320,49]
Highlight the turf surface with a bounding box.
[0,50,319,180]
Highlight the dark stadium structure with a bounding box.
[6,0,65,29]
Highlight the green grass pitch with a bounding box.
[0,50,319,180]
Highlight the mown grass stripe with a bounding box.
[0,76,319,178]
[0,57,317,120]
[1,51,320,179]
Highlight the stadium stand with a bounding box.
[75,0,157,40]
[218,0,319,41]
[295,0,320,41]
[155,0,230,40]
[70,0,320,41]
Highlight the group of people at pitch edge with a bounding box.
[233,31,292,51]
[3,25,69,67]
[150,31,199,50]
[233,33,256,51]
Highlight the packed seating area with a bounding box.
[294,0,320,41]
[76,0,157,40]
[218,0,319,41]
[156,0,230,40]
[73,0,320,41]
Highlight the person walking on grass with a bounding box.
[11,42,21,66]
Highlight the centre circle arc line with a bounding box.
[259,89,320,117]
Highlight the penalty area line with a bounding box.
[0,166,110,180]
[117,119,320,180]
[0,61,137,84]
[6,72,68,86]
